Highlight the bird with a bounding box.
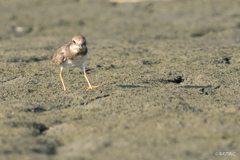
[52,35,98,92]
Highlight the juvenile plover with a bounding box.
[52,35,98,91]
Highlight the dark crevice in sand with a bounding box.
[118,85,141,88]
[105,64,116,70]
[223,57,231,64]
[143,77,184,85]
[5,57,49,63]
[64,93,112,106]
[200,88,209,95]
[31,147,56,155]
[3,150,22,155]
[167,76,184,84]
[95,94,110,99]
[191,33,204,37]
[181,85,212,89]
[24,107,47,113]
[83,93,110,105]
[142,60,161,65]
[214,85,221,89]
[4,122,49,134]
[34,123,49,134]
[4,46,54,53]
[85,68,96,73]
[175,104,203,113]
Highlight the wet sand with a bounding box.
[0,0,240,159]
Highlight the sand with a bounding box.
[0,0,240,159]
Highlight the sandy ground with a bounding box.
[0,0,240,159]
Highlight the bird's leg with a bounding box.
[60,70,67,91]
[84,70,98,92]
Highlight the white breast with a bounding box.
[61,51,89,69]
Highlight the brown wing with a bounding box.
[52,43,70,66]
[52,41,88,65]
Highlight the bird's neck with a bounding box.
[70,44,80,54]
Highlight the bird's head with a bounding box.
[70,35,87,53]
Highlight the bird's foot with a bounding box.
[86,85,98,92]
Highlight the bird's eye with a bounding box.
[73,40,76,44]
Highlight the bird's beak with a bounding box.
[79,44,84,49]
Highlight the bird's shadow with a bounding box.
[85,68,94,72]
